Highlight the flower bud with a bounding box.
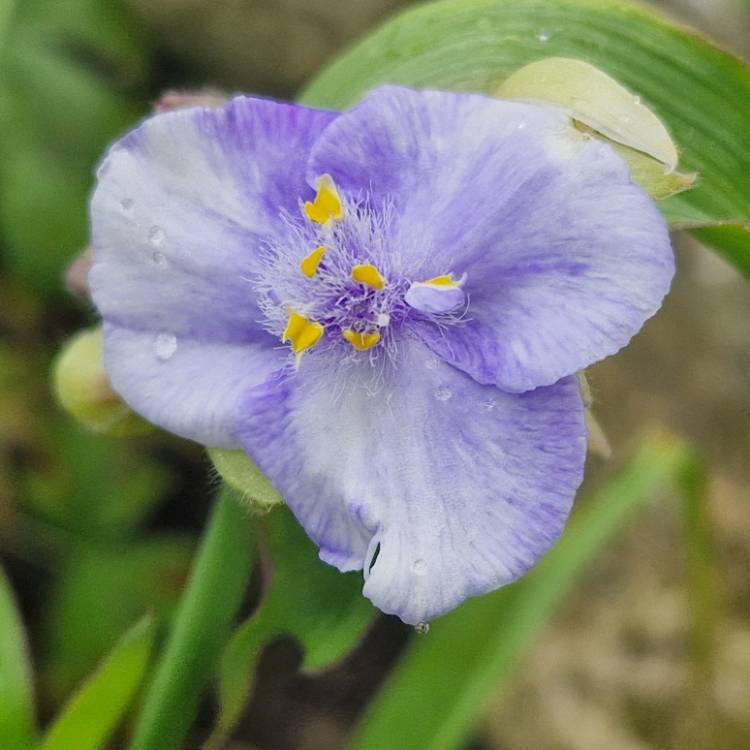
[52,327,151,436]
[154,89,228,113]
[497,57,696,200]
[207,448,282,512]
[64,246,93,300]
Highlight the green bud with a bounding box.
[497,57,696,200]
[207,448,283,512]
[52,327,151,436]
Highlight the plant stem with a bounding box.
[129,485,255,750]
[678,456,720,681]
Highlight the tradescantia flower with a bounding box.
[89,86,673,625]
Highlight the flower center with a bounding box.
[255,175,467,367]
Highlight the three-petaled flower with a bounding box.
[89,86,673,624]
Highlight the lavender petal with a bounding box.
[238,339,586,625]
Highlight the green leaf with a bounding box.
[43,537,192,704]
[209,506,374,747]
[0,567,36,750]
[301,0,750,273]
[12,0,146,81]
[0,1,13,45]
[0,0,145,292]
[678,454,720,678]
[39,615,155,750]
[691,224,750,279]
[347,434,690,750]
[21,419,173,539]
[129,488,256,750]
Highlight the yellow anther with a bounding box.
[351,264,386,291]
[304,174,343,225]
[282,312,324,364]
[425,274,459,287]
[342,329,381,352]
[300,246,326,278]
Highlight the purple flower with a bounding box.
[89,86,673,625]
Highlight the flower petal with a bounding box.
[308,86,673,391]
[102,323,287,448]
[90,96,337,343]
[238,339,586,624]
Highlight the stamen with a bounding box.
[425,274,460,287]
[405,272,467,314]
[304,174,344,225]
[351,264,385,291]
[282,311,324,363]
[342,329,381,352]
[300,246,326,278]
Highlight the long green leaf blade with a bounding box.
[302,0,750,271]
[0,568,36,750]
[129,487,256,750]
[348,434,689,750]
[39,615,155,750]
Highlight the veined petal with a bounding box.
[90,96,337,344]
[103,323,287,448]
[308,86,673,392]
[90,97,336,445]
[238,339,586,624]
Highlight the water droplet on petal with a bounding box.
[148,226,165,247]
[376,312,390,327]
[154,332,177,361]
[482,398,497,411]
[151,251,168,268]
[434,385,452,401]
[516,121,527,130]
[412,559,427,575]
[414,622,430,635]
[120,197,134,211]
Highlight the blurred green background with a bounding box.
[1,0,749,748]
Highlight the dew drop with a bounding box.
[153,332,177,361]
[120,197,134,211]
[151,251,168,268]
[376,312,391,327]
[434,385,452,401]
[412,558,427,575]
[482,397,497,411]
[148,225,165,247]
[414,622,430,635]
[516,121,527,130]
[536,31,550,42]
